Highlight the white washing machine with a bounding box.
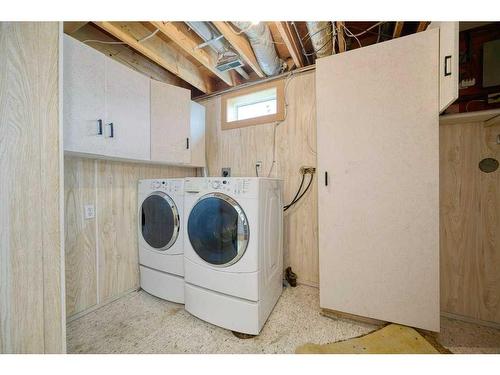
[138,178,185,303]
[183,177,283,334]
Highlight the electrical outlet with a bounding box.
[300,166,316,175]
[84,204,95,219]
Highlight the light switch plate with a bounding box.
[84,204,95,219]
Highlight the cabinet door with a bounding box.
[316,29,440,331]
[63,35,106,155]
[150,80,191,164]
[104,58,150,161]
[430,22,459,113]
[189,101,206,167]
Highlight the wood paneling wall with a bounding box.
[0,22,65,353]
[440,120,500,324]
[200,70,319,286]
[64,157,196,317]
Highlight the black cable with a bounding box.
[284,173,314,211]
[284,174,305,210]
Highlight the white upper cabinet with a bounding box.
[63,35,106,155]
[64,35,206,166]
[104,58,150,161]
[430,22,459,113]
[189,101,206,167]
[150,80,191,165]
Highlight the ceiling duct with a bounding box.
[185,21,249,78]
[306,21,333,59]
[232,22,283,77]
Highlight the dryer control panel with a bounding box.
[138,179,184,194]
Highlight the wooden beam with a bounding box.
[484,114,500,127]
[393,22,404,38]
[416,22,429,33]
[212,21,265,78]
[63,22,88,35]
[151,21,234,87]
[336,22,346,53]
[93,21,212,93]
[274,22,304,68]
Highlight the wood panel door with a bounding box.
[316,29,440,331]
[104,57,151,161]
[63,34,106,155]
[150,79,191,164]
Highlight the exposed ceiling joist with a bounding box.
[274,22,304,68]
[336,22,346,52]
[151,21,234,87]
[212,21,265,78]
[93,21,212,93]
[393,22,404,38]
[416,22,429,33]
[64,22,88,35]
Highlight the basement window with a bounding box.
[222,80,285,130]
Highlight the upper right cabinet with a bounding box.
[430,22,459,113]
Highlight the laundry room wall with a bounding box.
[199,70,319,287]
[1,22,65,353]
[440,117,500,325]
[64,157,196,318]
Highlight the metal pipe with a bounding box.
[195,64,316,101]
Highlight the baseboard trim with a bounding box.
[320,308,386,327]
[441,311,500,329]
[66,287,139,323]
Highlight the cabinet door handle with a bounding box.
[444,55,452,76]
[186,137,189,149]
[107,122,114,138]
[325,171,329,186]
[97,119,103,135]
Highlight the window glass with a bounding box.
[226,87,277,122]
[188,196,248,265]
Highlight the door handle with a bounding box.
[107,122,114,138]
[97,119,103,135]
[186,137,190,149]
[325,171,329,186]
[444,55,452,76]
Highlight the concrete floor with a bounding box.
[67,285,500,354]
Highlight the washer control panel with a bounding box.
[185,178,257,197]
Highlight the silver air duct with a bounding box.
[232,22,283,76]
[306,21,333,59]
[186,21,249,79]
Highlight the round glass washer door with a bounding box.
[140,192,179,251]
[187,192,249,267]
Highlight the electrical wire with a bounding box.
[83,27,161,46]
[465,99,486,112]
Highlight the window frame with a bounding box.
[221,79,285,130]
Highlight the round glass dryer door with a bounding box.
[140,192,179,251]
[188,193,249,267]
